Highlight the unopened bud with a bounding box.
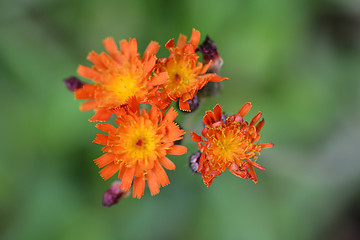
[102,181,129,207]
[64,76,84,92]
[189,151,202,174]
[197,36,223,74]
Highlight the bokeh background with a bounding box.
[1,0,360,239]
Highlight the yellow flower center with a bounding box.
[105,71,140,104]
[210,129,243,165]
[165,59,196,95]
[122,117,160,166]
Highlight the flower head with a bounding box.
[75,38,168,122]
[156,29,227,112]
[190,103,273,186]
[93,99,186,198]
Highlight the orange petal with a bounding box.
[165,39,175,49]
[250,111,262,126]
[247,160,265,171]
[176,34,187,50]
[189,28,200,47]
[94,153,115,168]
[90,109,113,122]
[77,65,100,81]
[165,124,184,142]
[204,110,216,125]
[80,101,96,111]
[120,167,135,191]
[213,104,223,122]
[93,134,108,145]
[229,168,248,179]
[150,72,168,86]
[127,97,140,114]
[178,100,190,112]
[103,37,118,55]
[74,88,92,100]
[154,162,170,187]
[163,107,178,122]
[207,74,227,82]
[99,162,119,180]
[260,143,274,149]
[129,38,138,59]
[190,132,203,143]
[95,123,117,133]
[167,145,187,155]
[256,119,265,133]
[134,162,144,177]
[197,153,205,172]
[87,51,104,68]
[132,177,145,199]
[118,164,126,179]
[248,165,258,183]
[159,157,175,170]
[120,39,129,57]
[143,41,160,61]
[146,170,160,196]
[203,114,212,126]
[149,105,161,123]
[143,56,156,75]
[238,102,252,117]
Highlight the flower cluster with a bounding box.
[66,28,273,202]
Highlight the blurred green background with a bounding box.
[1,0,360,239]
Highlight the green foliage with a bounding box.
[1,0,360,239]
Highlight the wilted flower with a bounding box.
[156,29,227,111]
[191,103,273,186]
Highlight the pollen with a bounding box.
[122,119,159,165]
[104,72,139,105]
[164,59,197,96]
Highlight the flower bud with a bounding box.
[64,76,84,92]
[102,181,129,207]
[197,36,223,74]
[189,151,202,174]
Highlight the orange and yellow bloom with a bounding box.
[93,99,187,198]
[75,38,168,122]
[66,30,275,201]
[156,29,227,111]
[191,103,273,186]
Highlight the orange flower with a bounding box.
[156,29,227,111]
[74,38,168,122]
[93,99,187,198]
[190,103,273,186]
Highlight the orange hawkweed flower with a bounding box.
[74,38,168,122]
[156,29,227,111]
[190,103,273,186]
[93,99,187,198]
